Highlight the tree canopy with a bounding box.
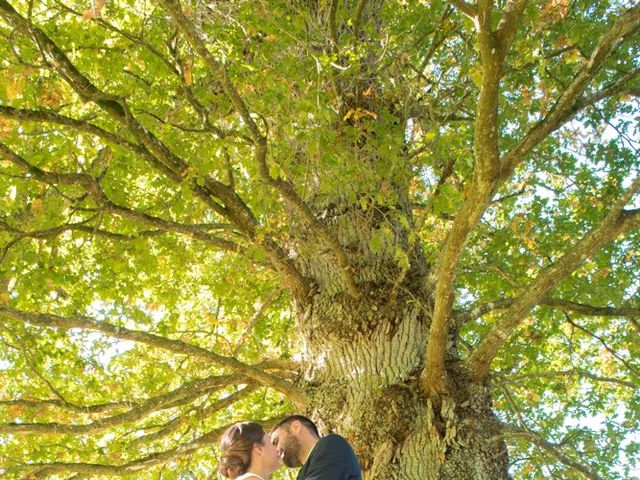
[0,0,639,479]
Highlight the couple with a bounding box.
[219,415,362,480]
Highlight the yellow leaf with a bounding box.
[39,82,64,108]
[353,108,377,120]
[183,59,193,85]
[542,0,569,22]
[95,0,107,17]
[8,405,22,417]
[470,64,483,88]
[424,131,437,142]
[31,198,43,213]
[6,76,25,101]
[0,116,13,137]
[344,107,377,122]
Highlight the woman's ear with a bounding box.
[253,443,264,457]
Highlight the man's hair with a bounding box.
[274,415,320,437]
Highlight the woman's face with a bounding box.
[256,432,282,473]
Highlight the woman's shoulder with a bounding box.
[235,473,264,480]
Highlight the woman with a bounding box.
[219,421,281,480]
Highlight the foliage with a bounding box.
[0,0,639,478]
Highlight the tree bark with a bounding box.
[291,200,510,479]
[298,292,510,479]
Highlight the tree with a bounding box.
[0,0,638,478]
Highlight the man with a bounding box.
[270,415,362,480]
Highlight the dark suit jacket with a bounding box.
[297,434,362,480]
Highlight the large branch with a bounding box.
[0,0,309,299]
[0,104,208,184]
[0,373,238,435]
[0,220,165,242]
[422,5,638,385]
[20,416,286,478]
[157,0,263,141]
[496,368,638,390]
[133,384,258,446]
[543,297,640,319]
[457,296,640,325]
[455,298,516,325]
[500,4,640,179]
[0,107,189,185]
[0,361,289,418]
[0,0,247,221]
[501,425,602,480]
[447,0,477,18]
[0,398,131,415]
[421,0,525,396]
[0,105,138,149]
[0,144,243,253]
[494,0,527,54]
[467,179,640,380]
[22,423,231,477]
[0,306,308,406]
[57,0,237,140]
[575,68,640,111]
[158,0,358,297]
[233,287,282,354]
[565,315,640,378]
[352,0,369,42]
[619,207,640,230]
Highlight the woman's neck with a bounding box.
[245,463,269,479]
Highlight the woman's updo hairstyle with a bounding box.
[219,422,266,478]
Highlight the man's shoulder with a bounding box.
[312,434,357,457]
[317,434,351,446]
[298,434,362,480]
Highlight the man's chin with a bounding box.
[283,458,302,468]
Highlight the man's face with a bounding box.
[271,425,303,468]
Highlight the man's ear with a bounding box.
[290,420,301,435]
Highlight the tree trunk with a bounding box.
[299,295,510,479]
[291,201,511,479]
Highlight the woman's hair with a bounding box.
[219,422,266,479]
